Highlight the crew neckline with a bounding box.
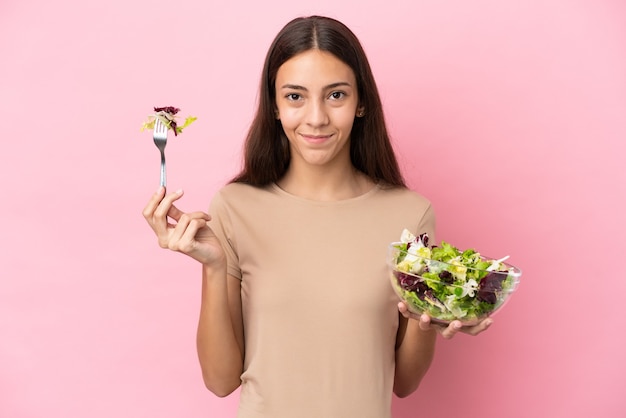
[270,182,381,205]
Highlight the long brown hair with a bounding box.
[231,15,406,187]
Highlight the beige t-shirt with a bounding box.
[208,182,435,418]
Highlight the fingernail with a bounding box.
[175,189,183,195]
[453,322,462,329]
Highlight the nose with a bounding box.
[305,99,329,127]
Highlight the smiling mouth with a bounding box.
[300,134,333,145]
[301,133,333,140]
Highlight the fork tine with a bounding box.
[153,117,166,137]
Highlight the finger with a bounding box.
[439,320,463,339]
[167,211,211,231]
[167,211,209,247]
[169,216,211,257]
[463,318,493,336]
[153,189,185,226]
[177,218,209,253]
[418,314,430,331]
[167,204,185,223]
[167,212,193,250]
[164,198,208,226]
[153,192,186,246]
[176,210,211,222]
[397,302,424,322]
[397,301,410,318]
[418,314,444,332]
[142,186,167,221]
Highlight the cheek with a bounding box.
[277,108,300,130]
[334,111,357,131]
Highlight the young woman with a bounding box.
[143,15,491,418]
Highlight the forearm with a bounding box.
[196,264,244,397]
[394,318,437,398]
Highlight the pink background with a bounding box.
[1,0,625,417]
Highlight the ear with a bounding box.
[356,107,365,118]
[274,110,280,120]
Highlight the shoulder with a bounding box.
[373,185,436,234]
[211,182,272,205]
[374,184,432,209]
[215,182,262,197]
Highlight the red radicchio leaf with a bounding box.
[154,106,180,114]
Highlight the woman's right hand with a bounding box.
[142,187,225,267]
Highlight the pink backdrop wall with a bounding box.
[2,0,625,417]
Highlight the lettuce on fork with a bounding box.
[141,106,197,136]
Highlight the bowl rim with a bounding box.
[388,241,523,277]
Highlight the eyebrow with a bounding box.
[279,82,353,91]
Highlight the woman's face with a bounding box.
[275,49,362,170]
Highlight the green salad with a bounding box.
[390,229,520,324]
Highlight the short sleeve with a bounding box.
[208,190,242,280]
[416,203,436,244]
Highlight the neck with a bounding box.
[277,163,374,201]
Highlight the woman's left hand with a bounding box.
[397,301,493,339]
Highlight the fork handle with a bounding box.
[159,150,166,188]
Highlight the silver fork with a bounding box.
[152,118,168,188]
